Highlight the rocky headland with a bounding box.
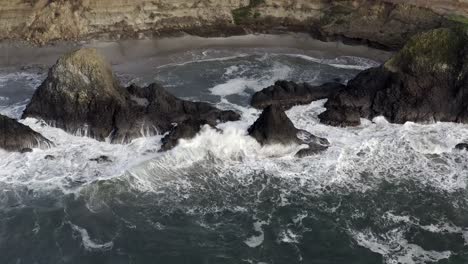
[319,27,468,126]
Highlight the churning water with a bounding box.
[0,34,467,264]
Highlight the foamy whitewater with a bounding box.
[0,35,466,264]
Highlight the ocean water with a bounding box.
[0,35,467,264]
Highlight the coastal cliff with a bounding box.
[0,0,467,48]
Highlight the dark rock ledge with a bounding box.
[248,105,329,158]
[21,48,240,150]
[0,114,52,152]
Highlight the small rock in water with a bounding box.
[44,155,56,160]
[89,155,112,163]
[20,148,33,153]
[455,143,468,151]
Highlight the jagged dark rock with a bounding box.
[248,105,329,157]
[22,48,241,145]
[319,28,468,127]
[251,81,345,109]
[0,114,52,152]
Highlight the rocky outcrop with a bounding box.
[248,105,329,157]
[0,114,52,152]
[251,80,345,109]
[319,28,468,126]
[22,48,240,144]
[0,0,466,48]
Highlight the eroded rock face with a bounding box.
[23,48,240,145]
[0,0,464,48]
[0,114,52,152]
[319,28,468,126]
[248,105,329,157]
[251,80,345,110]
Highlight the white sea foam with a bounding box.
[245,219,267,248]
[352,229,452,264]
[282,54,379,70]
[70,222,114,251]
[210,62,292,96]
[156,54,250,69]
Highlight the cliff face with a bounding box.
[0,0,467,48]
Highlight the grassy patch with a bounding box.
[385,28,466,73]
[448,14,468,25]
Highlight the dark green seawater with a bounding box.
[0,35,467,264]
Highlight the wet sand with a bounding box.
[0,33,392,70]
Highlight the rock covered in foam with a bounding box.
[0,114,52,152]
[319,28,468,126]
[248,105,329,157]
[22,48,241,144]
[251,80,345,109]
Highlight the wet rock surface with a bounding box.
[248,105,329,157]
[319,28,468,126]
[22,48,241,145]
[0,114,52,152]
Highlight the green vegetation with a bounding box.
[232,0,265,25]
[448,15,468,25]
[385,28,466,73]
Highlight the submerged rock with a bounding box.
[89,155,112,163]
[319,28,468,126]
[22,48,240,145]
[0,114,52,152]
[251,81,345,109]
[248,105,329,157]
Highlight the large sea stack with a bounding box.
[319,28,468,126]
[22,48,240,145]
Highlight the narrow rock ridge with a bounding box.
[1,0,466,48]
